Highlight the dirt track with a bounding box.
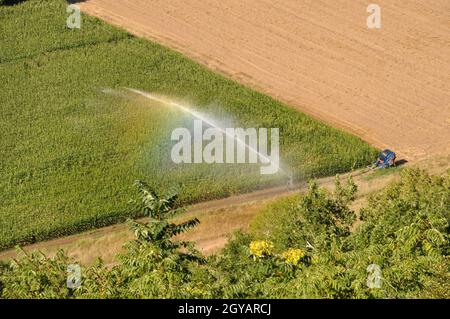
[78,0,450,161]
[0,182,298,263]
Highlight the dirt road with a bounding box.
[78,0,450,161]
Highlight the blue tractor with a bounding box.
[373,149,396,169]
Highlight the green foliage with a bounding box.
[344,169,450,298]
[0,169,448,298]
[1,185,212,298]
[251,176,357,252]
[127,180,201,259]
[241,172,450,298]
[0,249,74,298]
[0,0,128,63]
[0,0,377,249]
[250,194,300,251]
[101,183,208,298]
[297,176,357,248]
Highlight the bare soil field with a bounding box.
[78,0,450,161]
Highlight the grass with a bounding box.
[362,166,403,181]
[0,0,378,250]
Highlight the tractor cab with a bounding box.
[374,149,396,169]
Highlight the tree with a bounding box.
[127,180,201,258]
[77,181,208,298]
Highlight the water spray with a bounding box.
[125,88,294,185]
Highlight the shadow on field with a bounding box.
[396,159,408,167]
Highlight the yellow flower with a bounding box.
[249,240,274,258]
[281,248,305,266]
